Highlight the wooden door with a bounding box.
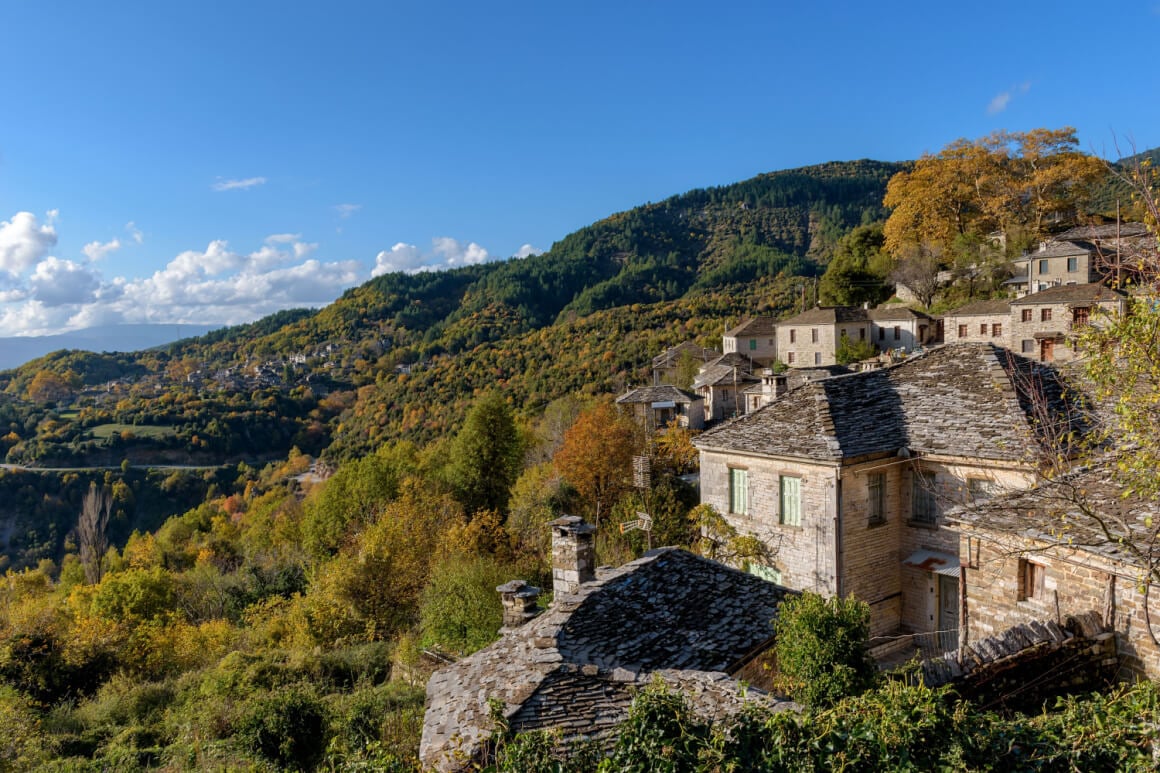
[1040,338,1054,362]
[937,574,959,652]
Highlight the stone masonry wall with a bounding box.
[942,313,1009,346]
[700,449,838,595]
[961,533,1160,679]
[777,323,871,368]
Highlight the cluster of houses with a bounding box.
[417,223,1160,768]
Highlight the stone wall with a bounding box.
[700,449,838,594]
[960,531,1160,679]
[777,323,871,368]
[942,313,1009,346]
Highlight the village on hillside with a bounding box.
[420,219,1160,769]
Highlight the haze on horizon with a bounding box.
[1,0,1157,339]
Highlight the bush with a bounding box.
[773,592,877,708]
[236,688,329,771]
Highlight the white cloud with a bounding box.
[0,211,58,276]
[82,238,121,261]
[987,81,1031,115]
[334,203,362,218]
[371,236,499,277]
[265,233,301,244]
[29,257,101,306]
[212,176,267,191]
[514,243,543,259]
[125,221,144,244]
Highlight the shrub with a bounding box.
[773,591,877,708]
[237,687,329,771]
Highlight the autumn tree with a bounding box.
[883,128,1105,260]
[888,243,942,308]
[553,402,639,525]
[448,392,524,515]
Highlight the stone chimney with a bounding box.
[496,580,540,632]
[549,515,596,596]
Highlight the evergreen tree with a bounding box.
[448,393,524,515]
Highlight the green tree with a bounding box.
[818,223,890,306]
[774,591,877,708]
[418,556,511,656]
[448,393,524,515]
[834,333,878,365]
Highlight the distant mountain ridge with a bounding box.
[0,324,218,370]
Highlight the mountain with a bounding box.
[1,159,906,469]
[0,324,219,370]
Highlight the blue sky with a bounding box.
[1,0,1157,336]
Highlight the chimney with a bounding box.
[549,515,597,596]
[496,580,541,632]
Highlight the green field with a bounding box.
[89,423,178,440]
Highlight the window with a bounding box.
[1018,559,1045,601]
[911,471,937,525]
[749,339,757,351]
[779,476,801,526]
[992,323,1002,337]
[1041,308,1052,322]
[868,473,885,525]
[814,352,821,365]
[789,329,796,343]
[859,328,866,341]
[1021,309,1033,322]
[728,468,748,515]
[1021,339,1035,354]
[879,326,886,341]
[958,324,967,338]
[811,328,818,344]
[1072,306,1089,326]
[979,323,987,335]
[893,325,901,341]
[749,563,782,584]
[1038,259,1049,274]
[1067,257,1078,272]
[787,352,795,364]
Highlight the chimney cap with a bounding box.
[548,515,596,534]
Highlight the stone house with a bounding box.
[693,343,1080,651]
[945,464,1160,679]
[868,306,938,353]
[722,316,779,365]
[775,306,874,368]
[651,341,720,386]
[1007,223,1150,296]
[1007,284,1127,363]
[419,517,795,771]
[615,384,705,430]
[692,352,758,422]
[941,299,1012,345]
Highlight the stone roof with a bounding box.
[694,343,1085,463]
[1054,223,1150,241]
[652,341,721,369]
[945,462,1158,569]
[943,299,1012,317]
[868,306,935,323]
[779,306,869,326]
[420,548,794,770]
[1027,240,1094,258]
[693,354,760,389]
[1008,284,1127,306]
[616,385,700,405]
[725,316,779,338]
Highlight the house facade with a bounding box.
[868,306,937,353]
[694,344,1078,649]
[651,341,720,387]
[775,307,874,368]
[722,316,779,365]
[941,300,1011,345]
[1007,284,1127,363]
[692,353,758,422]
[615,385,705,430]
[946,466,1160,679]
